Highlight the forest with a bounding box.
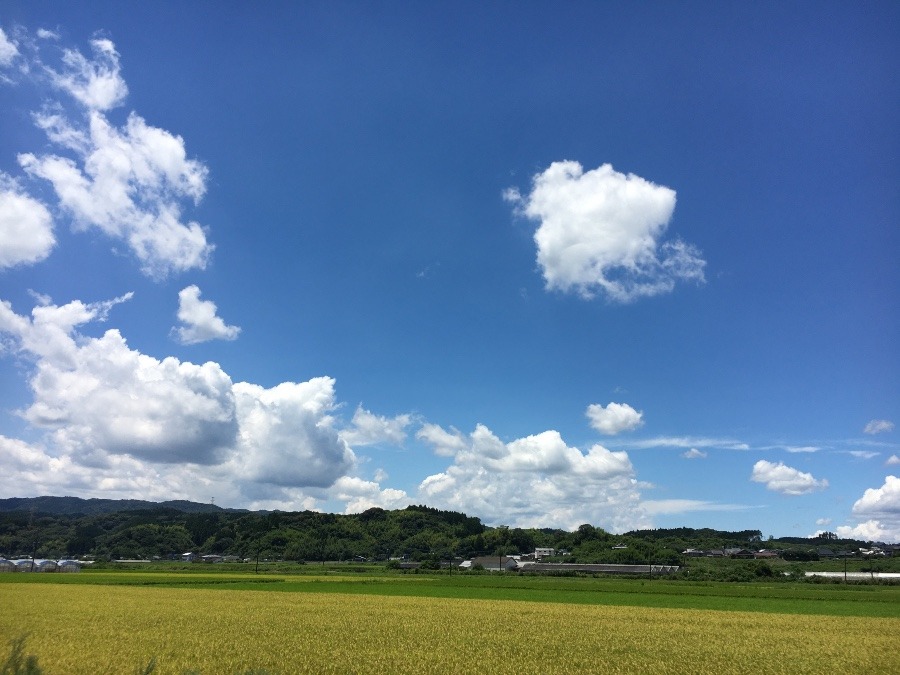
[0,497,878,565]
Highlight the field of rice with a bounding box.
[1,582,897,674]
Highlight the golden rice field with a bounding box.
[0,583,897,674]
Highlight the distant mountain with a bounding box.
[0,496,244,516]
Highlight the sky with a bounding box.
[0,2,897,541]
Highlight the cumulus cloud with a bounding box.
[750,460,828,496]
[340,406,412,447]
[331,476,412,514]
[172,285,240,344]
[417,423,644,531]
[0,176,55,268]
[0,294,237,464]
[864,419,895,435]
[887,455,900,466]
[416,423,468,457]
[229,378,354,488]
[682,448,707,459]
[586,401,643,435]
[835,478,900,541]
[4,33,212,278]
[815,517,831,526]
[20,109,212,278]
[505,161,705,302]
[0,296,355,492]
[850,476,900,519]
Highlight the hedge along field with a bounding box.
[1,584,898,674]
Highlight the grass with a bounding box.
[1,583,898,674]
[6,567,897,617]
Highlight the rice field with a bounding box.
[1,582,897,674]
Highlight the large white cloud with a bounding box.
[230,378,354,488]
[417,423,645,531]
[0,176,55,268]
[172,285,241,345]
[836,478,900,541]
[0,296,354,492]
[586,401,643,435]
[3,33,213,278]
[505,161,705,302]
[750,460,828,495]
[20,109,212,278]
[1,295,238,464]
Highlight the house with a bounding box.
[725,548,754,559]
[682,549,706,557]
[201,554,224,564]
[534,547,555,559]
[181,551,200,562]
[753,550,779,559]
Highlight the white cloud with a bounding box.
[750,460,828,496]
[20,109,212,278]
[416,423,468,457]
[3,34,212,278]
[836,477,900,541]
[887,455,900,466]
[172,285,240,344]
[682,448,707,459]
[417,423,645,531]
[843,450,879,460]
[586,401,643,435]
[0,296,355,493]
[340,406,411,447]
[815,517,831,526]
[0,176,55,268]
[0,27,20,67]
[330,476,412,514]
[850,476,900,519]
[864,419,895,435]
[229,378,354,488]
[46,37,128,111]
[615,436,749,451]
[505,161,705,302]
[835,520,896,542]
[785,446,820,454]
[641,499,748,516]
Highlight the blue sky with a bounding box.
[1,2,897,539]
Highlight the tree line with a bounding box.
[0,498,876,564]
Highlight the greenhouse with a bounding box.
[0,559,15,572]
[57,559,82,572]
